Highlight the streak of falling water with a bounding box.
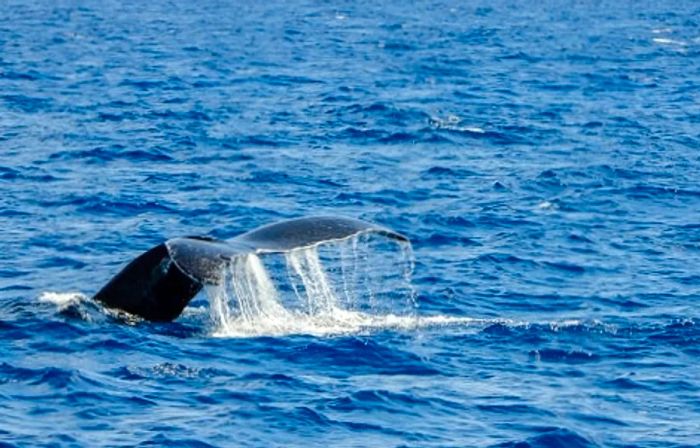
[286,246,338,315]
[208,253,291,336]
[206,233,422,337]
[399,240,418,309]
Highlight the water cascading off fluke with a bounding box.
[92,216,414,331]
[206,232,418,337]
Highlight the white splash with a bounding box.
[211,310,489,338]
[38,292,87,310]
[429,115,485,134]
[207,235,427,338]
[208,253,294,336]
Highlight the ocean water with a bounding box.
[1,0,699,446]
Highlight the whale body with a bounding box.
[93,216,407,321]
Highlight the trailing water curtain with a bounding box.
[93,216,409,321]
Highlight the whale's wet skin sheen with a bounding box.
[2,0,700,447]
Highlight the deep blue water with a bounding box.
[2,1,700,446]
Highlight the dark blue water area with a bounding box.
[1,0,700,446]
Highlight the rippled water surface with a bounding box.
[2,1,700,446]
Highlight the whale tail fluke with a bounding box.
[92,242,203,322]
[93,216,407,322]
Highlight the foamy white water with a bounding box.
[211,311,490,338]
[38,291,87,310]
[207,235,430,337]
[208,253,294,336]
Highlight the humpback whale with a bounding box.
[94,216,408,321]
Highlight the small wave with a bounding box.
[653,37,686,46]
[48,146,173,163]
[493,427,596,448]
[529,348,600,364]
[429,115,485,134]
[38,292,88,310]
[1,94,54,113]
[38,291,142,324]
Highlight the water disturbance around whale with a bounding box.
[44,226,436,338]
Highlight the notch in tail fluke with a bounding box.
[93,216,408,322]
